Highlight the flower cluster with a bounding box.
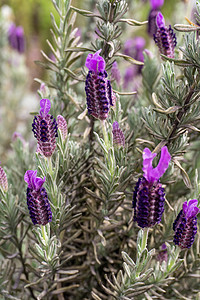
[173,200,199,249]
[85,50,114,120]
[24,170,52,226]
[32,99,58,157]
[133,146,171,228]
[154,12,177,58]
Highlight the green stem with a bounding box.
[100,120,109,150]
[41,225,48,246]
[141,228,149,252]
[47,156,53,174]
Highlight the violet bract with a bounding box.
[173,199,199,249]
[148,0,164,36]
[32,99,58,157]
[153,12,177,58]
[85,50,114,120]
[24,170,52,226]
[133,146,171,228]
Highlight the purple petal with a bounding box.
[156,12,165,28]
[85,50,105,73]
[150,0,164,9]
[182,201,188,215]
[142,148,157,182]
[186,199,199,218]
[35,176,46,191]
[40,99,51,116]
[24,170,37,189]
[182,199,199,218]
[143,146,171,182]
[150,146,171,181]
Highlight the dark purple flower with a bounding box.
[133,146,171,228]
[57,115,68,140]
[157,243,168,263]
[148,0,164,36]
[32,99,58,157]
[112,121,125,148]
[154,12,177,58]
[24,170,52,226]
[85,50,114,120]
[0,163,8,193]
[173,200,199,249]
[8,23,25,54]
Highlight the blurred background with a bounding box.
[0,0,194,163]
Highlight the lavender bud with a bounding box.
[153,12,177,58]
[173,200,199,249]
[112,122,125,148]
[57,115,68,140]
[8,23,25,54]
[133,146,171,228]
[0,163,8,193]
[24,170,52,226]
[32,99,58,157]
[85,50,113,120]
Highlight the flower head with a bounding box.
[148,0,164,36]
[133,146,171,228]
[0,163,8,193]
[85,50,114,120]
[112,121,125,148]
[154,12,177,58]
[173,200,199,249]
[8,23,25,53]
[24,170,52,226]
[32,99,58,157]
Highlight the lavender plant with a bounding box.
[0,0,200,299]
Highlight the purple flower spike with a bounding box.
[112,121,125,148]
[8,23,25,54]
[133,146,170,228]
[154,13,177,58]
[24,170,52,226]
[57,115,68,140]
[173,200,199,249]
[150,0,164,10]
[32,99,58,157]
[0,163,8,193]
[85,50,114,120]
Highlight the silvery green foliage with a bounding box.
[0,0,200,299]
